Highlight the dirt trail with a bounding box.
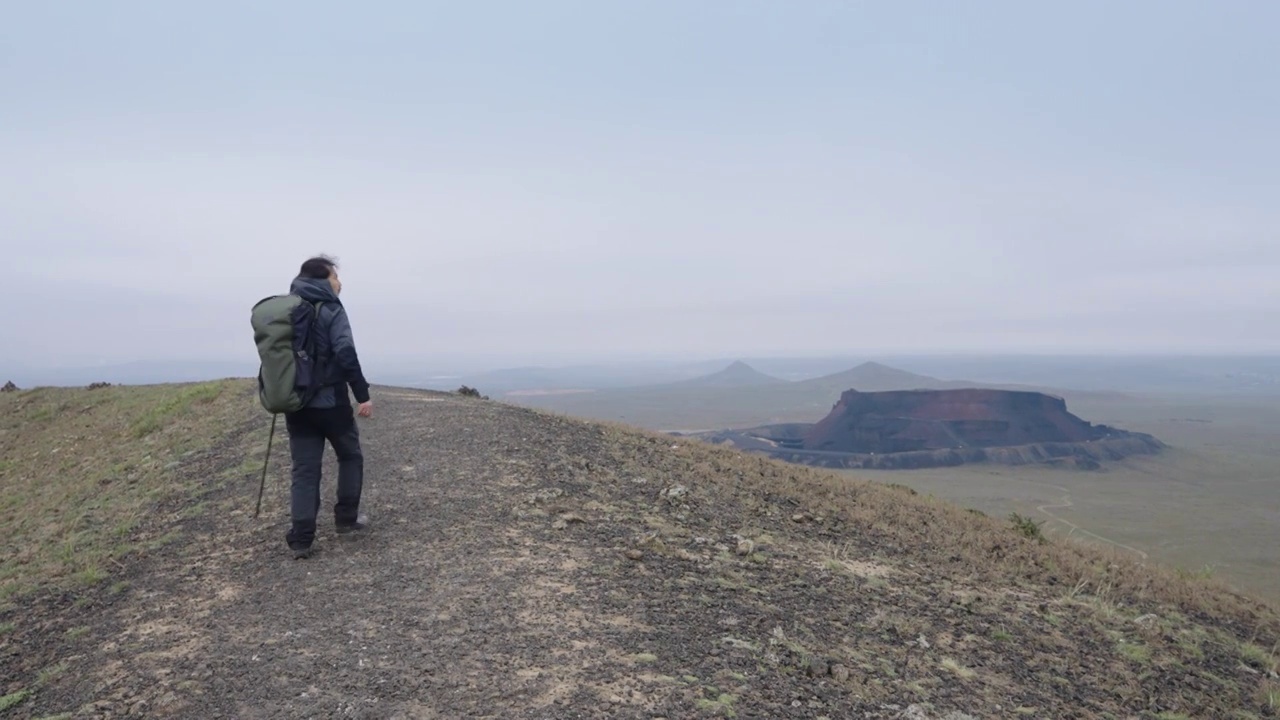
[50,390,654,719]
[1027,482,1150,560]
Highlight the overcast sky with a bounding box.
[3,1,1278,371]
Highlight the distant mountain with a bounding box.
[668,361,785,388]
[403,362,732,395]
[793,361,964,395]
[507,360,1006,431]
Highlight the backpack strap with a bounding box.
[296,301,328,407]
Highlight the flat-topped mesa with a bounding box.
[803,388,1112,453]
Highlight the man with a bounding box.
[284,255,373,559]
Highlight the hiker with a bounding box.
[280,255,373,559]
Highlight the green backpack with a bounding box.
[250,294,326,413]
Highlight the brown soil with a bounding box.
[3,384,1278,719]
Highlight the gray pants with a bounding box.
[284,406,364,549]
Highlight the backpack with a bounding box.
[250,294,326,413]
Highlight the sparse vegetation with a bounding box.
[695,692,738,717]
[456,385,488,399]
[0,690,31,711]
[1116,640,1152,664]
[0,379,259,600]
[1239,640,1278,674]
[1008,511,1047,542]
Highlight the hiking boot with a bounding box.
[336,515,368,535]
[292,545,314,560]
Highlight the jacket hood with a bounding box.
[290,276,342,305]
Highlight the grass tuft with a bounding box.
[0,689,31,711]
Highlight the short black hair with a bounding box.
[299,255,338,279]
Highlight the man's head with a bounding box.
[299,255,341,295]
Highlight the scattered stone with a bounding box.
[552,513,585,530]
[802,655,829,677]
[791,513,811,523]
[1,380,17,392]
[637,532,666,552]
[529,487,564,504]
[624,549,644,561]
[899,706,978,720]
[722,636,759,651]
[661,484,689,500]
[735,538,755,556]
[832,664,850,682]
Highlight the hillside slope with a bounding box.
[2,383,1278,719]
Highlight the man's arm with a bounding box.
[329,306,371,405]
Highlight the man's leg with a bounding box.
[285,411,326,552]
[322,407,365,528]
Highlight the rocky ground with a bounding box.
[3,384,1278,719]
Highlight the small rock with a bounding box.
[791,513,809,523]
[552,513,585,529]
[803,655,829,677]
[832,664,850,682]
[625,549,644,561]
[735,538,755,556]
[638,532,666,551]
[661,484,689,500]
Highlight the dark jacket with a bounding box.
[290,276,371,409]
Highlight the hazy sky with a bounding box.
[4,1,1278,371]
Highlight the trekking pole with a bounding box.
[254,413,278,518]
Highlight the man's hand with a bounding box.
[357,401,373,418]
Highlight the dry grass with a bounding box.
[576,411,1280,715]
[589,414,1280,639]
[0,379,260,601]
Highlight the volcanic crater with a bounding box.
[691,388,1165,470]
